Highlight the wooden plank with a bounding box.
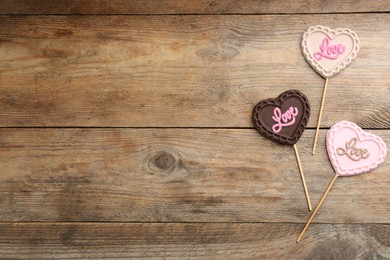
[0,128,388,222]
[1,0,389,14]
[0,223,388,258]
[0,15,389,128]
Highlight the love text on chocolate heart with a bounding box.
[271,107,299,133]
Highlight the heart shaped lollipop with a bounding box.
[327,121,387,176]
[302,25,360,78]
[301,25,360,154]
[297,121,387,242]
[252,90,310,145]
[252,90,312,210]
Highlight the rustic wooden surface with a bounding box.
[0,223,388,259]
[1,15,389,128]
[0,1,389,259]
[1,0,390,14]
[1,128,389,223]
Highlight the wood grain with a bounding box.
[0,15,389,128]
[1,1,389,257]
[1,0,389,14]
[0,223,388,259]
[1,128,388,222]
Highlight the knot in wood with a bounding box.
[154,152,175,170]
[144,151,180,175]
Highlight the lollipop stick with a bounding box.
[312,77,329,155]
[297,175,338,242]
[293,144,312,211]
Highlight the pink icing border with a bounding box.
[326,121,387,176]
[301,25,360,78]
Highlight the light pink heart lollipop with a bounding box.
[326,121,387,176]
[301,25,360,155]
[297,121,387,242]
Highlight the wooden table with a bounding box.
[0,1,389,258]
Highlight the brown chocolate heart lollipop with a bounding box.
[252,90,312,210]
[253,90,310,145]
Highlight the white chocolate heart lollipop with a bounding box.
[302,25,360,78]
[301,25,360,155]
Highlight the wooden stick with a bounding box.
[296,175,338,242]
[312,77,329,155]
[293,144,312,211]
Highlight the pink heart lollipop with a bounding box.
[297,121,387,242]
[326,121,387,176]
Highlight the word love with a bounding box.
[272,107,299,133]
[336,137,370,161]
[314,37,345,61]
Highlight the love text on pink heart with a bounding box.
[336,137,370,161]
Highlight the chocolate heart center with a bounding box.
[252,90,310,145]
[258,97,304,139]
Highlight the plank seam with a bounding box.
[0,221,388,225]
[0,127,389,130]
[0,12,390,16]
